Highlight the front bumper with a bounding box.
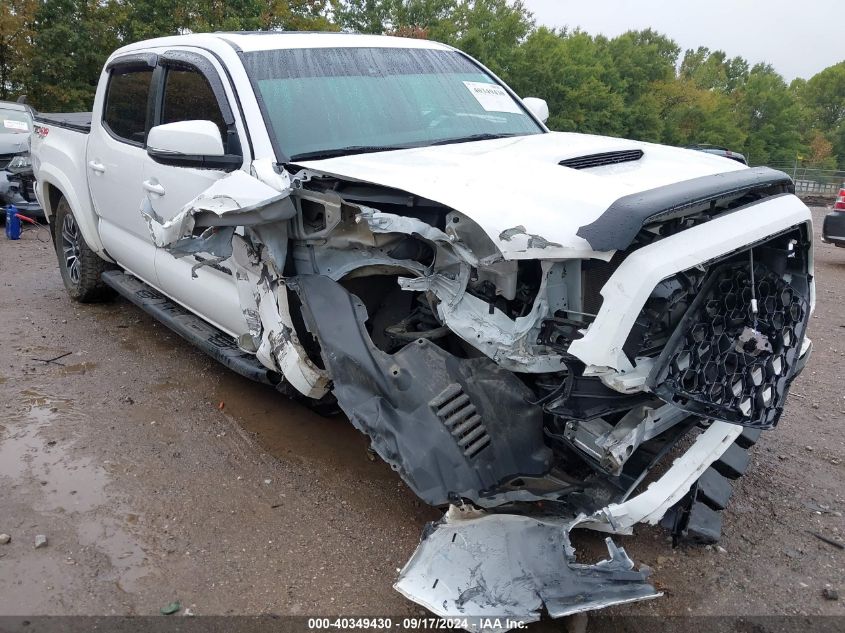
[0,169,43,217]
[396,333,812,628]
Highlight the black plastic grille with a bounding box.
[430,384,491,458]
[559,149,644,170]
[650,261,810,429]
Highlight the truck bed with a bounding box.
[32,111,92,134]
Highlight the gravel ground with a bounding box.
[0,207,842,625]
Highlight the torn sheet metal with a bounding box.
[499,225,562,250]
[139,168,327,397]
[400,262,565,373]
[356,208,569,372]
[393,420,739,627]
[141,170,296,252]
[395,509,659,631]
[357,207,479,266]
[591,403,691,474]
[231,235,329,399]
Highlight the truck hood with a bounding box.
[297,131,746,259]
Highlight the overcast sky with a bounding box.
[523,0,843,81]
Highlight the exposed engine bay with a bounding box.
[141,160,813,628]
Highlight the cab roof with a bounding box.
[218,31,453,52]
[116,31,454,57]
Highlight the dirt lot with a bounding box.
[0,207,842,624]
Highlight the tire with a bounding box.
[53,196,115,303]
[303,391,343,417]
[277,379,343,417]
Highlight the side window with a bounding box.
[103,68,153,144]
[161,68,227,141]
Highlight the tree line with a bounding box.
[2,0,843,168]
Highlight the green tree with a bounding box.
[332,1,532,75]
[802,61,845,167]
[606,29,680,140]
[25,0,118,111]
[803,61,845,130]
[263,0,338,31]
[653,78,745,148]
[508,28,624,135]
[332,0,393,33]
[0,0,37,100]
[680,47,748,93]
[103,0,191,43]
[446,0,532,77]
[736,64,804,165]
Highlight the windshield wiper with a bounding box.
[429,132,520,146]
[289,145,412,162]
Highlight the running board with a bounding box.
[101,270,279,386]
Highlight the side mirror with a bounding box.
[522,97,549,124]
[146,120,242,170]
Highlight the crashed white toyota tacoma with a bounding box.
[30,32,814,626]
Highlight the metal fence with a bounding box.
[763,163,845,198]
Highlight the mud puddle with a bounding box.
[0,388,153,597]
[214,376,400,486]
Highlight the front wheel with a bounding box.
[54,197,114,303]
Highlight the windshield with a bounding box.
[0,107,30,134]
[242,47,544,161]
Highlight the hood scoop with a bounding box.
[559,149,644,170]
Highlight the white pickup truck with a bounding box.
[31,32,814,624]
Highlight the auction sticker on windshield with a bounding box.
[463,81,523,114]
[3,119,28,131]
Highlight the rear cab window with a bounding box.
[103,67,153,145]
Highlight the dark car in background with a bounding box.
[687,143,748,165]
[822,187,845,247]
[1,100,42,219]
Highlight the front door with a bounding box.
[87,62,158,284]
[143,55,247,337]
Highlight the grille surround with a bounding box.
[648,260,810,429]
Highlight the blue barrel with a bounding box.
[5,204,21,240]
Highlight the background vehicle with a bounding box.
[687,143,748,165]
[822,186,845,246]
[29,32,814,624]
[0,100,42,218]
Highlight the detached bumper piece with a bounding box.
[661,426,760,544]
[395,512,659,631]
[649,255,811,429]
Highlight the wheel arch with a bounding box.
[36,173,113,262]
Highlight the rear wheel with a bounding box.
[54,197,114,303]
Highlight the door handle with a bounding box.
[88,160,106,174]
[142,179,165,196]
